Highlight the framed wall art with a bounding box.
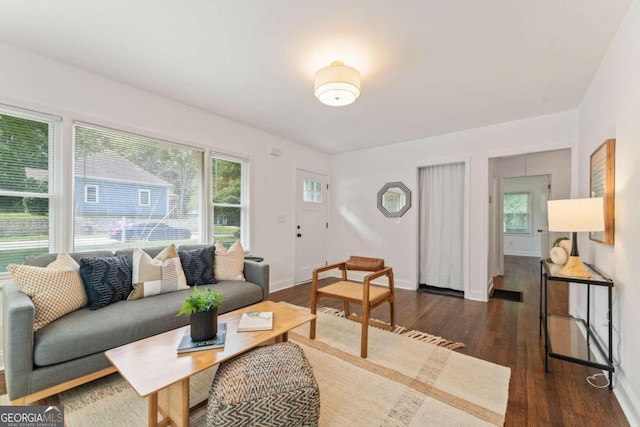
[589,139,615,245]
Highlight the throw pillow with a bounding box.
[79,255,132,310]
[178,245,216,286]
[214,240,245,281]
[128,245,188,300]
[7,253,88,331]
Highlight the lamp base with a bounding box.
[558,256,592,278]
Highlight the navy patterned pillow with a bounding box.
[178,246,216,286]
[79,255,133,310]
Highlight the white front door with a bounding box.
[294,170,328,284]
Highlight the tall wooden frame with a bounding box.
[589,139,615,245]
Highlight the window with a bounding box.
[74,123,203,249]
[0,106,60,273]
[212,154,249,249]
[85,185,99,203]
[139,189,150,206]
[303,179,322,203]
[503,193,530,234]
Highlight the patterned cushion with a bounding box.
[79,255,132,310]
[7,253,88,331]
[178,245,216,286]
[207,342,320,426]
[214,240,245,281]
[128,245,188,300]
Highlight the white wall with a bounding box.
[0,40,330,293]
[503,176,547,257]
[329,110,577,301]
[575,0,640,423]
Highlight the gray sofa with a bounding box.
[2,244,269,404]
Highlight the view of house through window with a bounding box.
[74,123,203,250]
[0,108,58,273]
[503,192,530,234]
[212,154,248,249]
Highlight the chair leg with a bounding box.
[361,303,370,358]
[389,296,396,331]
[343,301,350,318]
[310,278,318,340]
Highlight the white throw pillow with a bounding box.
[8,253,88,331]
[128,245,188,300]
[215,240,246,281]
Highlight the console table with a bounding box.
[539,260,615,388]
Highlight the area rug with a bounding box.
[14,305,510,426]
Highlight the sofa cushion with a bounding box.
[33,282,265,366]
[8,253,88,331]
[178,245,216,286]
[214,240,245,281]
[128,245,188,300]
[79,255,133,310]
[24,250,115,267]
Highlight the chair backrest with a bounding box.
[345,256,384,272]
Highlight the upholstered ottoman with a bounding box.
[206,342,320,426]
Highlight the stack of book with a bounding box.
[177,323,227,354]
[237,311,273,332]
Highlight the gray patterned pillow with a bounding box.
[79,255,132,310]
[178,246,216,286]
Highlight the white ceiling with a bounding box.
[0,1,631,154]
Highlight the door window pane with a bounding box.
[303,179,322,203]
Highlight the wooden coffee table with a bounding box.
[105,300,315,427]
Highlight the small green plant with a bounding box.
[553,237,569,247]
[177,286,223,316]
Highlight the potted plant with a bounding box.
[177,286,223,341]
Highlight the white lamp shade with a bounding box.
[547,198,605,232]
[314,61,361,107]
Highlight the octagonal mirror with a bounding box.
[377,182,411,217]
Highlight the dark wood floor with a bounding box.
[271,255,629,427]
[0,256,628,425]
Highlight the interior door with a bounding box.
[294,170,328,284]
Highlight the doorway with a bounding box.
[294,169,328,284]
[488,148,571,295]
[417,162,465,295]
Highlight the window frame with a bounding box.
[0,104,62,276]
[503,192,531,235]
[211,151,251,251]
[85,185,99,203]
[138,189,151,206]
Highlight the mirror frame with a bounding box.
[377,182,411,217]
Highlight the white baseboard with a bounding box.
[269,278,295,293]
[570,306,640,426]
[327,272,415,290]
[504,250,540,257]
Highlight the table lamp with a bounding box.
[547,197,604,278]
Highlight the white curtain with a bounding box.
[419,162,465,290]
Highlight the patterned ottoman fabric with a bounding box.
[207,342,320,427]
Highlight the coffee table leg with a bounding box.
[148,393,158,427]
[157,378,190,427]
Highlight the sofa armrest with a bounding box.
[2,283,36,400]
[244,261,269,300]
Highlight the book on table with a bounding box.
[177,322,226,354]
[237,311,273,332]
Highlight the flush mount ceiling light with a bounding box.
[314,61,361,107]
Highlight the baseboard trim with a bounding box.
[327,272,415,290]
[570,307,640,426]
[504,250,540,257]
[269,278,295,293]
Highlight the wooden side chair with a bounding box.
[310,256,396,358]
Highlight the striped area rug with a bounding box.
[19,305,509,426]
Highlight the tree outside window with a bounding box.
[504,193,530,234]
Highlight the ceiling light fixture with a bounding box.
[314,61,361,107]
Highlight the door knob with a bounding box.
[297,233,302,238]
